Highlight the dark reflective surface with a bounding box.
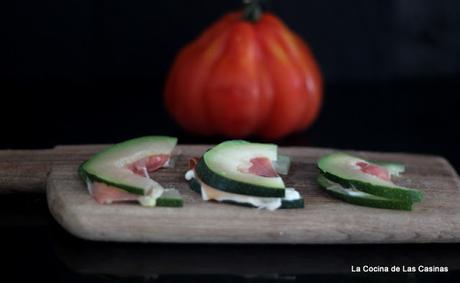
[3,192,460,282]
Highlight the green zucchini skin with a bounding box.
[320,170,422,203]
[155,188,183,207]
[156,197,183,207]
[280,198,305,209]
[219,199,304,209]
[156,200,182,207]
[317,174,413,211]
[195,158,285,198]
[186,177,303,209]
[186,178,202,195]
[79,161,145,195]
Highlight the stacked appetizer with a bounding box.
[79,136,183,207]
[316,152,423,210]
[185,140,304,210]
[78,137,423,211]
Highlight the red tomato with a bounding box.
[165,10,323,140]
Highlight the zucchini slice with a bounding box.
[374,161,406,177]
[317,152,422,203]
[186,169,303,210]
[274,154,291,175]
[195,140,285,198]
[80,136,177,197]
[139,188,183,207]
[317,175,413,211]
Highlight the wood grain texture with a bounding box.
[0,146,105,193]
[46,145,460,244]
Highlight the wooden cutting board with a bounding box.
[45,145,460,244]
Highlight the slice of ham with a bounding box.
[240,157,279,177]
[88,154,170,205]
[189,157,200,170]
[129,154,170,177]
[356,161,391,181]
[88,181,139,204]
[190,156,278,178]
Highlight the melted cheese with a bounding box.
[185,169,195,181]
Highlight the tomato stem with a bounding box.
[242,0,263,22]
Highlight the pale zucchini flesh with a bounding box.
[80,136,177,203]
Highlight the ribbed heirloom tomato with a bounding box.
[165,3,322,140]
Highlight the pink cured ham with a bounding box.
[240,157,279,177]
[128,154,170,177]
[189,157,200,170]
[356,161,390,181]
[88,154,170,204]
[190,156,278,178]
[88,182,139,204]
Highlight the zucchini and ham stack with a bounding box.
[79,136,183,207]
[185,140,304,210]
[316,152,423,210]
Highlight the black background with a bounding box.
[4,0,460,170]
